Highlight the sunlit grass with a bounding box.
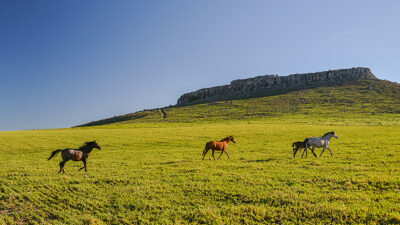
[1,119,400,224]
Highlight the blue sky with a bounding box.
[1,1,399,131]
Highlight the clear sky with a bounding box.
[1,1,399,131]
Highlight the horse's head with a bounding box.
[88,140,102,150]
[228,136,236,143]
[330,131,339,139]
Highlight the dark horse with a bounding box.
[48,141,101,173]
[292,141,315,158]
[202,136,236,160]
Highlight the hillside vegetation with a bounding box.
[78,79,400,127]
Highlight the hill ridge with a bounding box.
[177,67,376,106]
[76,78,400,127]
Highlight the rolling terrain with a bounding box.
[1,78,400,224]
[78,79,400,127]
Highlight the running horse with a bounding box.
[303,131,339,158]
[48,141,102,173]
[202,136,236,160]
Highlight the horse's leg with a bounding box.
[61,161,66,174]
[59,161,65,173]
[302,142,309,158]
[60,153,69,173]
[212,150,216,160]
[327,147,333,157]
[299,147,307,158]
[293,147,299,158]
[217,150,224,159]
[293,146,298,154]
[320,146,327,157]
[202,148,206,157]
[311,147,317,158]
[78,160,86,171]
[224,150,230,159]
[301,147,307,158]
[83,158,87,172]
[78,159,87,172]
[85,160,88,172]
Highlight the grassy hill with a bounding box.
[78,79,400,127]
[1,78,400,224]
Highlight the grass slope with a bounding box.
[78,79,400,127]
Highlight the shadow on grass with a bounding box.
[247,158,275,163]
[160,161,186,165]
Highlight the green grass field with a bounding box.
[1,79,400,224]
[1,117,400,224]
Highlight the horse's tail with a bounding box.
[292,142,295,148]
[48,149,62,160]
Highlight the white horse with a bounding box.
[302,131,339,158]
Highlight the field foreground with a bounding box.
[1,118,400,224]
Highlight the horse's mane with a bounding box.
[219,136,232,142]
[322,131,334,137]
[79,141,93,150]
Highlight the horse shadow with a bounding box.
[247,158,275,163]
[159,160,186,165]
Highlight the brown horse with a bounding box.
[202,136,236,160]
[48,141,101,173]
[292,141,316,158]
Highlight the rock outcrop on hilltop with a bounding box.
[177,67,377,106]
